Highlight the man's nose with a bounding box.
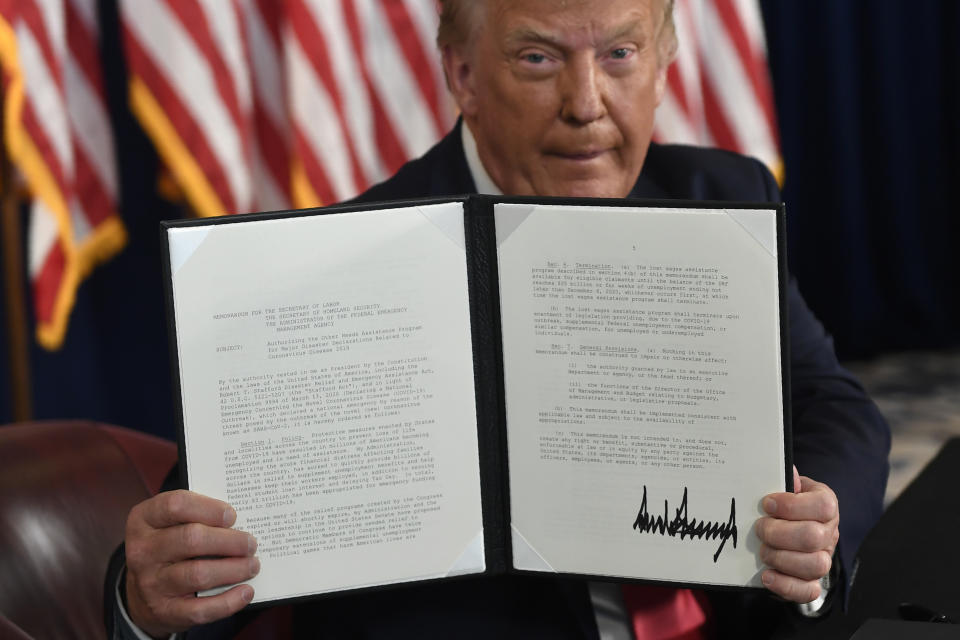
[560,54,607,124]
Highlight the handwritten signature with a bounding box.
[632,486,737,562]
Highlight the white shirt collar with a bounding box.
[461,122,503,195]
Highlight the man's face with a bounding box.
[445,0,669,198]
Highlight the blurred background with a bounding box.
[1,0,958,502]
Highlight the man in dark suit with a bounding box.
[109,0,889,637]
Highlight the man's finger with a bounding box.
[755,516,836,553]
[759,544,831,582]
[157,556,261,594]
[136,490,237,531]
[161,584,255,630]
[761,569,821,604]
[150,522,257,563]
[762,487,838,523]
[799,474,830,495]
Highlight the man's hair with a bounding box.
[436,0,679,67]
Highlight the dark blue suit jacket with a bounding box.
[107,123,889,639]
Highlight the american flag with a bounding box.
[653,0,781,180]
[0,0,125,350]
[118,0,454,215]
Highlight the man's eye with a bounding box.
[610,48,631,60]
[522,52,547,64]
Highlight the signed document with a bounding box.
[162,196,788,605]
[496,203,786,588]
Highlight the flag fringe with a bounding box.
[129,75,227,218]
[35,217,127,350]
[290,155,322,209]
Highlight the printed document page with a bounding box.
[496,203,784,587]
[168,203,484,603]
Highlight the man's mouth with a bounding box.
[548,148,608,161]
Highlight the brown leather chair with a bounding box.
[0,421,176,639]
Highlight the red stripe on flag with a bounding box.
[254,105,290,199]
[294,128,336,205]
[236,0,289,204]
[700,75,738,151]
[367,87,407,177]
[0,0,17,19]
[381,0,444,135]
[341,0,406,179]
[71,142,113,227]
[665,63,691,117]
[287,0,365,193]
[125,27,238,213]
[712,0,778,140]
[31,239,65,325]
[254,0,282,41]
[65,0,107,102]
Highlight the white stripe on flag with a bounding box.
[27,200,59,277]
[34,0,66,61]
[402,0,440,65]
[732,0,768,55]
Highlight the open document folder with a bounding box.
[162,196,791,606]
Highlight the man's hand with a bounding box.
[124,490,259,637]
[755,466,839,604]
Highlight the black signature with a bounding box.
[631,486,737,562]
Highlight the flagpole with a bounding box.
[0,112,33,422]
